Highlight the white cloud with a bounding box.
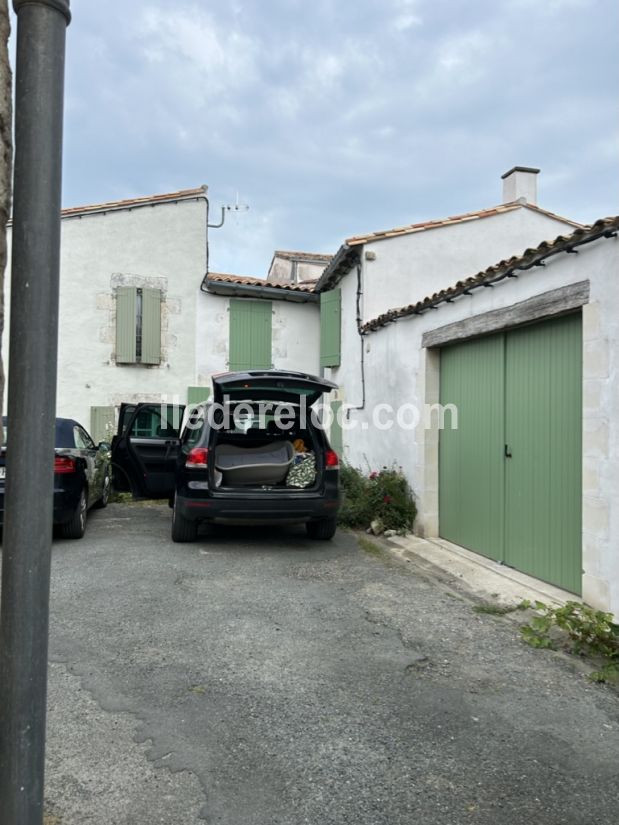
[34,0,617,272]
[390,0,423,30]
[139,6,260,101]
[393,12,422,31]
[508,0,593,10]
[409,29,499,107]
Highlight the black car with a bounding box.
[0,417,112,539]
[111,371,341,543]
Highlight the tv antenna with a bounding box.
[208,191,250,228]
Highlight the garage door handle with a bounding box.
[504,444,512,458]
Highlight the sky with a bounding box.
[10,0,619,277]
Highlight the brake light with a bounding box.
[54,456,76,474]
[325,450,339,469]
[186,447,208,469]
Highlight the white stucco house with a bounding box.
[313,168,619,615]
[4,186,209,441]
[2,185,321,442]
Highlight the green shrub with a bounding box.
[520,600,619,682]
[338,464,374,528]
[338,464,416,531]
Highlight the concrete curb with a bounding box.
[382,533,579,609]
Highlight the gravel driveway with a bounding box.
[37,503,619,824]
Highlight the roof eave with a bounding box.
[203,278,319,303]
[360,216,619,334]
[315,243,361,292]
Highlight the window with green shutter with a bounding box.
[228,299,272,370]
[320,288,341,367]
[116,286,161,365]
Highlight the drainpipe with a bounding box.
[0,2,71,823]
[346,262,366,414]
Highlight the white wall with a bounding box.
[327,207,580,453]
[330,233,619,616]
[360,208,578,322]
[195,292,320,382]
[3,196,207,428]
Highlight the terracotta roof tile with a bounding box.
[207,272,316,292]
[360,216,619,334]
[60,186,207,218]
[345,201,582,246]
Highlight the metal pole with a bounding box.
[0,2,71,823]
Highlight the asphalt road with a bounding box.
[29,504,619,823]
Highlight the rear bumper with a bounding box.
[0,486,80,527]
[176,491,340,523]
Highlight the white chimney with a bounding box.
[501,166,540,205]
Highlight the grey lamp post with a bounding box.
[0,1,71,823]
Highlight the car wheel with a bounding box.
[94,470,111,509]
[171,496,197,543]
[60,488,88,540]
[306,517,337,540]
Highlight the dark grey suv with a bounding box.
[112,371,341,543]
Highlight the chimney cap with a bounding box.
[501,166,540,180]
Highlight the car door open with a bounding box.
[111,403,185,498]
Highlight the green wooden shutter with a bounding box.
[229,299,272,370]
[141,288,162,365]
[116,287,137,363]
[187,386,211,405]
[90,405,115,444]
[330,399,344,456]
[320,289,341,367]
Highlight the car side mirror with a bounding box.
[98,441,111,452]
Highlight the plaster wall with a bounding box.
[3,196,206,427]
[194,293,320,384]
[360,208,578,321]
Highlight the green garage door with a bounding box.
[439,313,582,594]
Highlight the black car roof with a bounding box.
[2,416,86,448]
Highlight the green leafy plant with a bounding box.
[338,464,374,528]
[366,467,417,531]
[520,600,619,681]
[338,464,416,531]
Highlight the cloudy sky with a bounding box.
[11,0,618,276]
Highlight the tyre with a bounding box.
[93,470,111,509]
[306,517,337,540]
[60,488,88,540]
[171,496,197,543]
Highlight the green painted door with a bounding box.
[504,314,582,594]
[229,299,272,371]
[439,333,505,561]
[439,313,582,593]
